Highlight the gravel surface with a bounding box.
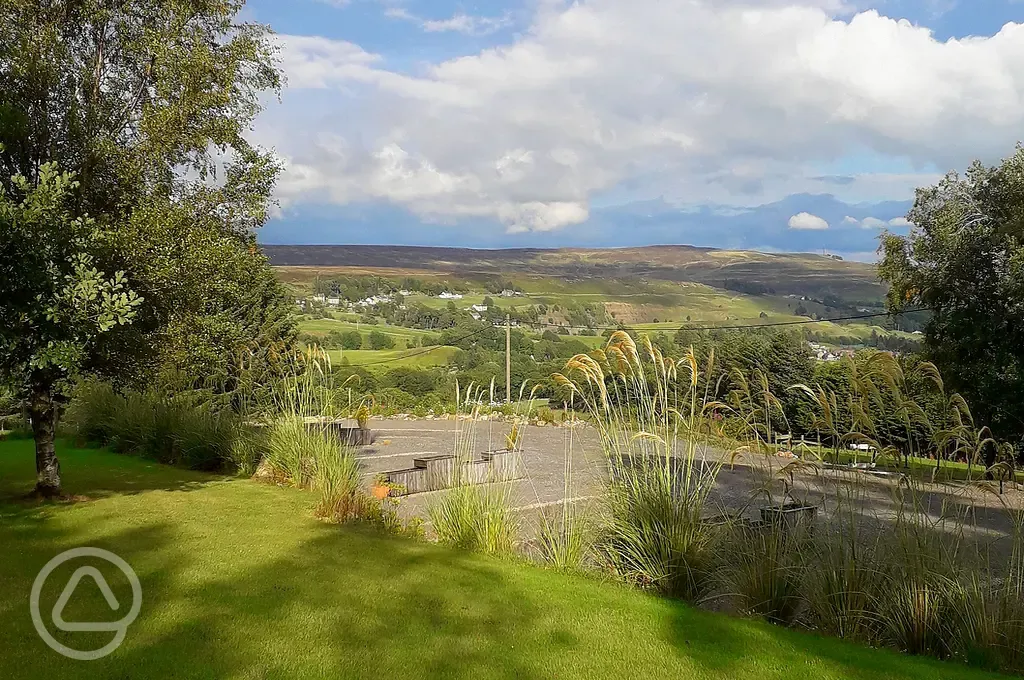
[354,418,1023,559]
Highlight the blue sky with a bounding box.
[244,0,1024,259]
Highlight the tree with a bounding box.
[368,330,396,350]
[0,165,142,494]
[879,145,1024,447]
[340,331,363,350]
[0,0,291,495]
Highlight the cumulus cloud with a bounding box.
[789,212,830,230]
[384,8,513,36]
[839,215,913,228]
[860,216,889,229]
[264,2,1024,233]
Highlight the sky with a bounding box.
[246,0,1024,259]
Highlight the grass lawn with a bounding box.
[0,440,1004,679]
[794,445,1024,484]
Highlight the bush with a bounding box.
[536,407,558,425]
[383,367,437,397]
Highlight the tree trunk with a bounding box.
[28,383,61,497]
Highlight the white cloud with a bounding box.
[385,8,513,36]
[839,215,913,229]
[788,212,830,230]
[265,4,1024,232]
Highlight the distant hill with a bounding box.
[263,244,884,304]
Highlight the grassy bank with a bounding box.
[0,439,1002,680]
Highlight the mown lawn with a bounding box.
[0,439,1003,679]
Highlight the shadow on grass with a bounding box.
[0,445,1009,680]
[0,439,220,503]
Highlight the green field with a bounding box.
[300,317,439,344]
[326,346,461,369]
[0,440,1001,680]
[281,259,914,349]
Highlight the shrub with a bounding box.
[536,406,558,425]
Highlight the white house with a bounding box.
[354,294,393,307]
[326,297,341,307]
[312,294,326,303]
[499,289,521,298]
[439,292,463,300]
[471,304,488,313]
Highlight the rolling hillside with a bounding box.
[263,244,884,304]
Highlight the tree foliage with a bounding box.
[0,0,294,494]
[879,145,1024,444]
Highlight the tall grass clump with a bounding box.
[725,522,808,625]
[803,486,882,642]
[227,425,268,477]
[427,382,520,556]
[554,333,726,601]
[869,485,964,658]
[430,484,519,555]
[538,405,594,571]
[263,415,328,488]
[944,505,1024,672]
[261,346,346,488]
[313,441,364,521]
[66,381,239,471]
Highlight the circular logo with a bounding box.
[30,547,142,660]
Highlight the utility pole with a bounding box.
[505,313,511,404]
